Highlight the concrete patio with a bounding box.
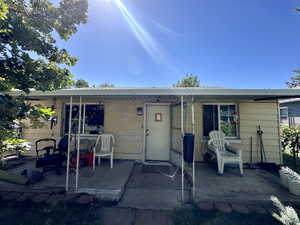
[193,164,300,204]
[0,158,134,201]
[2,158,300,208]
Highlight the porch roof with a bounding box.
[8,87,300,100]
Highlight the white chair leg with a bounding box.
[110,154,113,169]
[93,154,95,171]
[98,157,101,165]
[217,159,222,175]
[220,161,225,175]
[239,161,243,176]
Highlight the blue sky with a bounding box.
[56,0,300,88]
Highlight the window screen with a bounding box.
[203,105,219,136]
[64,104,104,134]
[203,104,239,137]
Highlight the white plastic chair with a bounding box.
[93,134,115,170]
[208,130,243,176]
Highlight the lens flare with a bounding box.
[114,0,167,64]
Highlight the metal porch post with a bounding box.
[181,96,185,202]
[65,96,73,191]
[75,96,82,191]
[192,97,195,199]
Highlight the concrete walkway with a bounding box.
[118,163,191,210]
[98,207,173,225]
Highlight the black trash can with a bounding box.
[183,133,195,163]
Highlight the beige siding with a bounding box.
[104,100,144,160]
[184,103,203,161]
[238,101,281,163]
[171,105,181,153]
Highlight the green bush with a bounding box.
[0,138,30,160]
[281,126,300,153]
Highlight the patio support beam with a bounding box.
[192,97,195,199]
[75,96,82,191]
[65,96,73,191]
[181,96,185,202]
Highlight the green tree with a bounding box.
[173,74,200,87]
[0,0,88,148]
[74,79,89,88]
[99,82,115,88]
[287,70,300,88]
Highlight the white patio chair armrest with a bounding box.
[207,142,215,153]
[207,139,213,146]
[226,143,241,156]
[208,144,221,159]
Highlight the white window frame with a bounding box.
[280,107,289,125]
[64,103,104,135]
[203,103,239,139]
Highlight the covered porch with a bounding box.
[14,88,300,204]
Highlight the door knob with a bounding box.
[146,129,150,136]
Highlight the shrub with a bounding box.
[281,126,300,153]
[271,196,300,225]
[0,138,30,160]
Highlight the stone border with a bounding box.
[0,191,98,207]
[194,200,300,215]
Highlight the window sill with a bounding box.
[69,134,102,138]
[201,138,242,144]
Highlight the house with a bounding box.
[14,87,300,168]
[279,98,300,127]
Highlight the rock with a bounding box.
[98,207,135,225]
[17,192,35,202]
[46,194,64,207]
[0,192,7,200]
[198,201,214,211]
[135,209,173,225]
[1,192,22,201]
[64,193,80,202]
[247,204,267,214]
[76,194,95,205]
[231,204,250,214]
[214,202,232,213]
[32,193,50,203]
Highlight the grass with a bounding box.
[0,203,101,225]
[173,205,280,225]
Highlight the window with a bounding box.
[280,107,289,125]
[64,104,104,134]
[203,104,239,137]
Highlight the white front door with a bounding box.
[145,104,170,161]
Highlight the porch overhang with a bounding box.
[8,87,300,101]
